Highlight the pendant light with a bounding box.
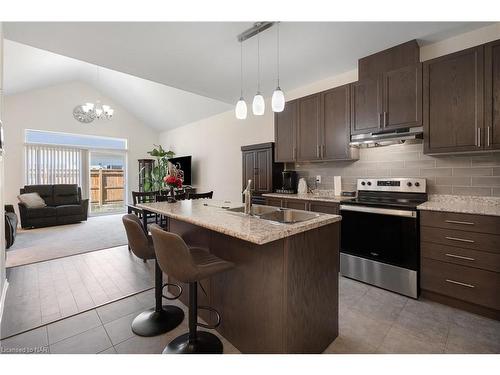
[235,41,248,120]
[271,22,285,112]
[252,31,265,116]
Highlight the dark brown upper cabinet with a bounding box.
[352,40,422,135]
[383,64,422,129]
[350,78,381,134]
[485,39,500,150]
[275,88,358,163]
[274,100,297,162]
[297,93,322,161]
[423,46,484,154]
[321,84,358,160]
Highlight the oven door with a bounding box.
[339,205,419,270]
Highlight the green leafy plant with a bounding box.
[141,145,175,192]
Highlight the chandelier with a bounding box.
[73,66,114,124]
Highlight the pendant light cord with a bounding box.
[240,41,243,98]
[257,31,260,93]
[277,22,280,87]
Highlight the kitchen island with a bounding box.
[137,199,341,353]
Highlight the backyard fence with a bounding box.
[90,169,125,207]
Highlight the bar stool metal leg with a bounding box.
[163,282,223,354]
[131,260,184,337]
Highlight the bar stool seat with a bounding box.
[150,224,234,354]
[122,214,184,337]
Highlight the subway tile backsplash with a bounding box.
[293,141,500,197]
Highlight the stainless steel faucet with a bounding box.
[243,179,252,215]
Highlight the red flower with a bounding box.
[164,175,183,188]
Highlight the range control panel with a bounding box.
[357,178,426,193]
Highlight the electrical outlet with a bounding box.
[315,175,321,184]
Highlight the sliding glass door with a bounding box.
[89,151,126,215]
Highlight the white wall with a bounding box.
[0,21,7,322]
[160,23,500,203]
[3,81,159,213]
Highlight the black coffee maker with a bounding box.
[276,170,297,194]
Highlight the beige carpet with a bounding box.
[6,214,127,268]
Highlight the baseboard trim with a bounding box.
[0,279,9,326]
[421,290,500,321]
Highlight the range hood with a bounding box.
[350,126,423,147]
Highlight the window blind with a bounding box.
[24,144,83,186]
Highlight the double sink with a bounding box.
[226,204,321,224]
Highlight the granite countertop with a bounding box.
[262,192,353,203]
[417,194,500,217]
[137,199,341,245]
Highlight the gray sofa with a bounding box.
[18,184,89,229]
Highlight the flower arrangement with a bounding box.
[163,175,183,188]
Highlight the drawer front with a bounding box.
[283,199,309,211]
[309,202,339,214]
[420,226,500,254]
[421,242,500,273]
[421,258,500,310]
[420,211,500,235]
[265,198,282,208]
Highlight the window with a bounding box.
[25,144,83,185]
[25,129,127,150]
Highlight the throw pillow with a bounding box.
[18,192,47,209]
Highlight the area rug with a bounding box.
[6,214,128,268]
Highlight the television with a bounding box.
[168,155,192,186]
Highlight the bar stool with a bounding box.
[122,214,184,336]
[150,224,234,354]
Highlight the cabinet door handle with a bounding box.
[445,236,475,243]
[317,145,320,158]
[384,112,388,126]
[378,113,381,127]
[477,127,481,148]
[487,126,491,147]
[445,279,475,288]
[293,147,297,160]
[445,253,475,261]
[444,220,475,226]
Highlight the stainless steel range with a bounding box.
[339,178,427,298]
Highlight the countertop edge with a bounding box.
[137,203,342,245]
[416,195,500,217]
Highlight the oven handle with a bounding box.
[340,204,417,218]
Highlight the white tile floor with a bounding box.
[1,276,499,354]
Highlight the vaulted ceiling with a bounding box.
[3,22,493,131]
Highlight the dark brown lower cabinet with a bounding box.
[241,143,283,201]
[264,197,340,215]
[421,211,500,320]
[283,199,309,211]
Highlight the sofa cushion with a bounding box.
[25,206,57,219]
[56,204,83,216]
[17,192,47,209]
[53,184,79,205]
[23,185,55,206]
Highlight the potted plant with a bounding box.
[141,145,175,193]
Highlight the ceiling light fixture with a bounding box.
[252,30,265,116]
[73,65,114,124]
[235,22,283,119]
[235,41,247,120]
[271,22,285,113]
